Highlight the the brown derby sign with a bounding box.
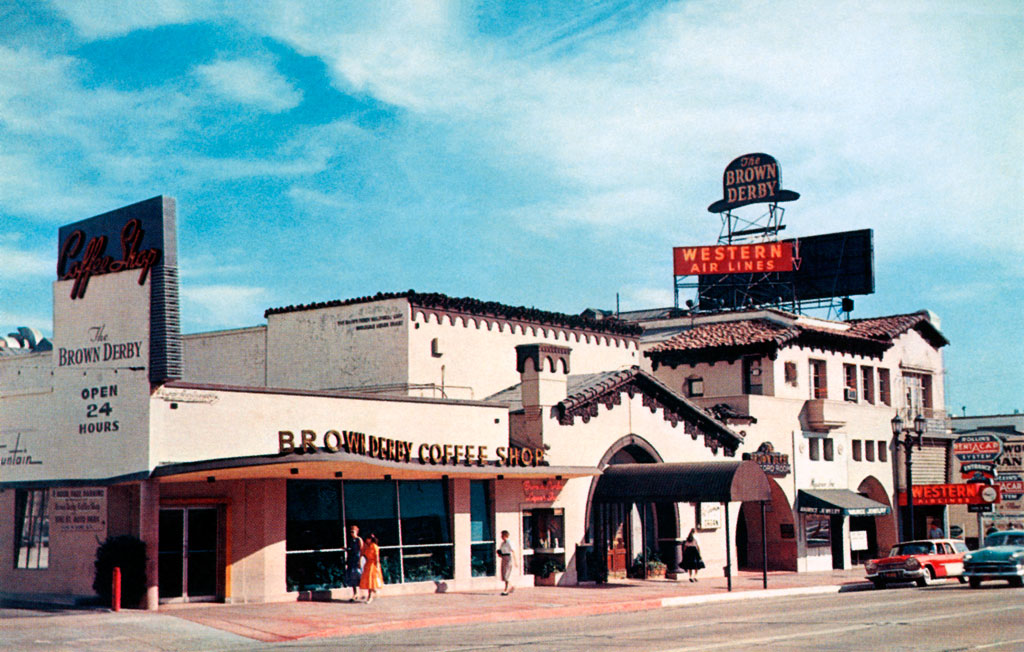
[708,153,800,213]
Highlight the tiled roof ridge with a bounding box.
[646,318,799,353]
[551,366,742,455]
[265,290,642,336]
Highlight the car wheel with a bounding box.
[871,579,886,590]
[958,576,968,584]
[916,567,935,587]
[1009,577,1023,588]
[969,578,982,589]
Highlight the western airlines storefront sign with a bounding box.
[898,483,1000,506]
[279,429,548,467]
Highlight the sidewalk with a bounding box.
[161,568,875,643]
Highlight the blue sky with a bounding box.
[1,1,1021,415]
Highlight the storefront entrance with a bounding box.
[158,507,219,601]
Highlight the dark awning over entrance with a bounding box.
[798,489,891,516]
[593,460,771,504]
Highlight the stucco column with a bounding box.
[451,479,471,582]
[139,480,160,610]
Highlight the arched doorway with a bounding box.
[587,436,678,580]
[736,478,797,571]
[855,476,897,562]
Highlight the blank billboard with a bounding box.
[696,229,874,309]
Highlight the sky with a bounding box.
[0,1,1021,416]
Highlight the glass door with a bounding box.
[159,507,219,601]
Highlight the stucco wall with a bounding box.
[182,326,266,387]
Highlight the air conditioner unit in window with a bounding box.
[844,387,858,402]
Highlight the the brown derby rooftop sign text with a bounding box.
[707,153,800,213]
[279,430,548,467]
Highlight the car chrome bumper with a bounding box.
[963,563,1024,578]
[866,569,925,582]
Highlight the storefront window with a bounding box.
[14,489,49,569]
[285,479,453,592]
[804,514,831,547]
[523,508,565,575]
[470,480,495,577]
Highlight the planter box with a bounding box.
[534,572,564,586]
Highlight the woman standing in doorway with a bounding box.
[681,528,704,582]
[344,524,363,601]
[359,533,384,603]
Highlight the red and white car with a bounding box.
[865,539,969,588]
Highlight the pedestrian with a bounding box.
[359,533,383,604]
[344,524,363,601]
[496,530,516,595]
[681,528,704,582]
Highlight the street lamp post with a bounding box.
[892,413,927,541]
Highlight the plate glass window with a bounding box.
[14,489,49,569]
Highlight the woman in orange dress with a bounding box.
[359,533,384,603]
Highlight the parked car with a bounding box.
[864,539,968,588]
[963,530,1024,588]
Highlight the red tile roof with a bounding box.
[646,311,946,361]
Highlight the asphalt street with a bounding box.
[3,581,1023,651]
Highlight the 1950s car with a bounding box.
[963,530,1024,588]
[865,539,968,588]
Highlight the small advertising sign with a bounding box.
[523,479,566,503]
[898,483,1000,506]
[955,433,1003,480]
[50,487,106,532]
[698,502,722,529]
[743,441,792,477]
[850,530,868,551]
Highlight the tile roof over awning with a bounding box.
[592,460,771,504]
[798,489,891,516]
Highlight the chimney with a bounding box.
[516,343,571,409]
[513,344,570,450]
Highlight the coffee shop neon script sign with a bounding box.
[57,218,162,300]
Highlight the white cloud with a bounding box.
[194,58,303,113]
[182,285,267,328]
[49,0,217,39]
[0,245,52,279]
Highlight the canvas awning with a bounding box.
[592,460,771,504]
[798,489,890,516]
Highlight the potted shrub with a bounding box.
[533,557,565,586]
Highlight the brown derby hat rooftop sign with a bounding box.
[708,153,800,213]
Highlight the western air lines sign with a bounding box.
[673,242,794,276]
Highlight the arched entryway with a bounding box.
[587,436,678,580]
[854,476,898,562]
[736,478,797,571]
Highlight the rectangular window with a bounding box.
[865,440,875,462]
[522,508,565,576]
[686,377,704,398]
[877,441,888,462]
[843,364,857,402]
[878,368,892,406]
[904,372,934,413]
[823,438,834,461]
[852,439,862,461]
[810,360,827,399]
[743,356,763,395]
[470,481,495,577]
[861,366,874,404]
[808,437,820,461]
[804,514,831,548]
[14,489,50,569]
